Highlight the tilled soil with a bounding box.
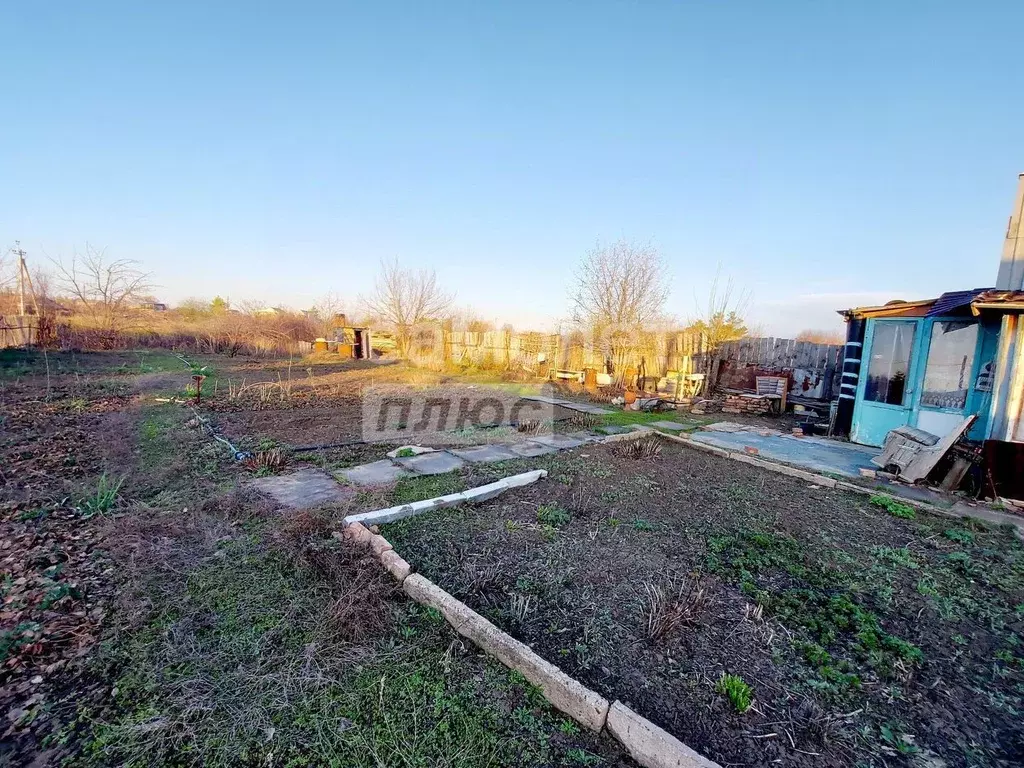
[385,441,1024,767]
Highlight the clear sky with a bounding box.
[2,1,1022,336]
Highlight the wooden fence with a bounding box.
[406,326,713,379]
[713,338,844,401]
[404,326,842,400]
[0,316,39,348]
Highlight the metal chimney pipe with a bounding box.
[996,173,1024,291]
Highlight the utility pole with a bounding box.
[9,242,39,316]
[12,242,27,315]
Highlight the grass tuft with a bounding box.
[715,673,754,713]
[80,472,124,518]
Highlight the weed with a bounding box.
[79,473,124,518]
[871,546,919,569]
[715,673,753,713]
[243,448,285,474]
[40,583,81,610]
[14,508,48,522]
[565,747,603,765]
[0,622,43,665]
[944,528,975,545]
[632,518,655,532]
[508,593,535,623]
[394,447,416,458]
[537,504,570,526]
[870,495,916,519]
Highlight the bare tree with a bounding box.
[361,259,453,358]
[569,239,670,377]
[51,245,152,329]
[687,265,751,351]
[308,291,349,337]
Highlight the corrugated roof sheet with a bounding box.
[926,288,993,317]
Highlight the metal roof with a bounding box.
[970,289,1024,315]
[926,288,993,317]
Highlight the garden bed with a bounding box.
[383,440,1024,767]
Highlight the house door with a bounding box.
[851,319,921,447]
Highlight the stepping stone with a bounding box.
[508,441,557,458]
[649,420,687,431]
[560,402,613,415]
[596,425,631,435]
[527,434,586,450]
[395,451,466,475]
[450,444,521,463]
[339,460,411,486]
[251,468,356,509]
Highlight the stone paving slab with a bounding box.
[648,420,687,431]
[508,441,558,458]
[527,434,586,450]
[339,459,411,486]
[395,451,467,475]
[520,394,612,416]
[450,444,521,463]
[251,468,356,509]
[560,402,613,415]
[596,425,631,435]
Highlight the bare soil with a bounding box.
[1,350,631,767]
[384,440,1024,768]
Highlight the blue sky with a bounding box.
[2,1,1022,335]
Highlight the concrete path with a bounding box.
[691,430,877,478]
[250,468,357,508]
[520,395,613,415]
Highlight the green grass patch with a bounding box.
[391,472,467,505]
[65,519,610,767]
[870,495,916,519]
[537,504,570,526]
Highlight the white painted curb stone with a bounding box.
[402,574,610,731]
[344,469,548,527]
[606,701,722,768]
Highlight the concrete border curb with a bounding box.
[607,700,721,768]
[402,574,610,731]
[344,469,548,527]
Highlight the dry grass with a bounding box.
[615,433,663,460]
[244,447,285,473]
[642,573,710,643]
[566,412,601,430]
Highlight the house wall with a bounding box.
[987,313,1024,443]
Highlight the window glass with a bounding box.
[921,321,978,409]
[865,322,915,405]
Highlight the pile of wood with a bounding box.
[721,394,774,415]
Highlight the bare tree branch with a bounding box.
[569,239,670,376]
[361,258,453,357]
[50,244,153,329]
